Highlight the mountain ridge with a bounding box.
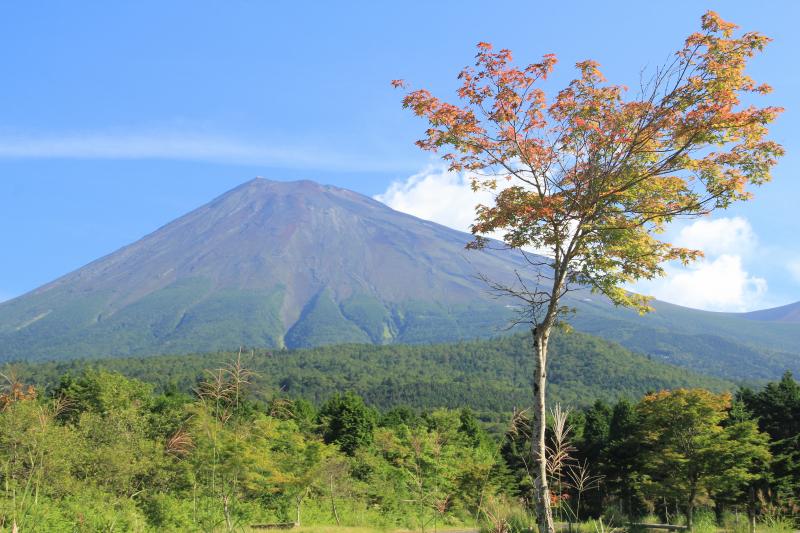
[0,177,798,381]
[743,300,800,323]
[0,177,528,356]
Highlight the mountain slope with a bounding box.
[0,178,524,359]
[569,297,800,380]
[743,301,800,323]
[0,177,797,381]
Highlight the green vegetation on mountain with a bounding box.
[0,178,797,385]
[286,290,372,348]
[7,331,733,418]
[571,298,800,380]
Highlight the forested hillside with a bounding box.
[7,331,733,417]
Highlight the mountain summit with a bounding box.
[0,178,527,358]
[0,178,798,382]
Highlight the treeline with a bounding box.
[0,361,798,531]
[6,331,732,423]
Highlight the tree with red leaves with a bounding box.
[396,12,783,532]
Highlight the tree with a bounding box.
[241,416,331,527]
[739,372,800,511]
[396,12,783,532]
[189,356,257,531]
[574,400,613,518]
[0,381,76,532]
[373,409,497,532]
[636,389,770,530]
[638,389,726,528]
[603,398,647,519]
[318,392,377,456]
[580,400,612,467]
[710,400,771,533]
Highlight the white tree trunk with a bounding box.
[533,327,556,533]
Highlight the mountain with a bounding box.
[0,178,528,358]
[567,297,800,380]
[743,301,800,323]
[0,177,798,381]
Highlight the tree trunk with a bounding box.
[296,496,302,527]
[714,501,724,526]
[747,486,756,533]
[222,493,233,532]
[330,476,340,526]
[532,326,556,533]
[686,487,696,532]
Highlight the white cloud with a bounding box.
[633,217,768,311]
[674,217,757,256]
[636,254,767,312]
[0,131,408,172]
[375,166,556,257]
[375,166,507,234]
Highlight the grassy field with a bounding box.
[260,526,478,533]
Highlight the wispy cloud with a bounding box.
[0,131,409,172]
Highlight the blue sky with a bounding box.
[1,1,798,311]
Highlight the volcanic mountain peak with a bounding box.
[0,177,525,358]
[213,176,373,207]
[0,178,798,383]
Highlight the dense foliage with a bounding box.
[740,372,800,514]
[0,364,504,532]
[505,378,798,531]
[0,364,797,531]
[6,332,732,426]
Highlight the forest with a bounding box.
[0,354,797,532]
[4,332,730,429]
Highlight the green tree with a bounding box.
[241,415,332,526]
[396,12,783,533]
[381,405,421,429]
[637,389,770,530]
[0,384,78,531]
[373,410,496,532]
[580,400,612,466]
[53,369,154,421]
[318,392,377,456]
[188,356,257,531]
[575,400,612,517]
[740,372,800,507]
[710,400,771,533]
[602,398,647,519]
[500,410,536,506]
[458,407,489,448]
